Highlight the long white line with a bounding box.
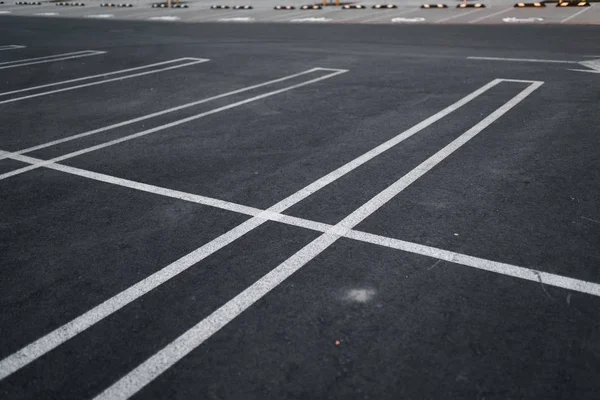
[0,68,333,163]
[0,69,347,182]
[0,77,504,381]
[0,45,25,51]
[361,9,420,23]
[95,80,544,400]
[436,9,482,23]
[468,56,579,64]
[0,50,94,66]
[468,7,512,23]
[7,150,600,300]
[0,57,208,101]
[0,50,106,70]
[561,5,593,23]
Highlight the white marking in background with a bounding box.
[0,11,11,14]
[502,17,544,23]
[147,15,180,21]
[344,289,376,303]
[468,56,579,64]
[0,50,105,70]
[0,58,209,105]
[8,150,600,303]
[560,6,592,23]
[361,8,420,23]
[0,45,25,51]
[436,8,481,23]
[34,12,60,16]
[218,17,254,21]
[85,14,115,18]
[392,17,425,23]
[0,68,333,163]
[0,77,514,381]
[0,69,346,179]
[291,17,332,22]
[94,81,545,400]
[468,7,512,23]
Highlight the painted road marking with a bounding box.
[361,8,420,23]
[85,14,114,18]
[34,12,60,16]
[147,15,180,21]
[468,56,579,64]
[0,50,105,70]
[0,57,209,105]
[468,7,512,23]
[0,45,25,51]
[392,16,425,22]
[218,17,254,21]
[503,17,544,23]
[93,80,545,400]
[0,68,348,381]
[291,17,332,22]
[436,9,481,23]
[0,11,11,14]
[2,77,533,382]
[561,5,593,23]
[5,139,600,302]
[0,68,342,164]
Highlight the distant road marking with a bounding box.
[147,15,180,21]
[0,50,105,70]
[436,8,481,23]
[392,17,425,23]
[561,6,592,23]
[291,17,332,22]
[34,12,60,16]
[468,7,512,23]
[503,17,543,23]
[361,8,419,23]
[218,17,254,21]
[468,56,579,64]
[0,45,25,51]
[85,14,114,18]
[0,57,209,105]
[93,80,545,400]
[0,11,11,14]
[0,68,341,164]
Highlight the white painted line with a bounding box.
[468,7,512,23]
[85,14,115,18]
[392,17,425,23]
[0,50,105,70]
[0,11,12,14]
[147,15,180,21]
[0,69,346,181]
[0,77,512,381]
[0,68,336,163]
[8,150,600,300]
[218,17,254,21]
[93,81,545,400]
[361,8,420,23]
[561,5,592,23]
[468,56,579,64]
[502,17,543,23]
[291,17,332,22]
[0,45,25,51]
[436,9,481,23]
[0,58,209,105]
[34,12,60,16]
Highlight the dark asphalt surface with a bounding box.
[1,16,600,400]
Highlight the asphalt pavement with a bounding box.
[1,16,600,400]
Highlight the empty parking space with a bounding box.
[0,17,599,400]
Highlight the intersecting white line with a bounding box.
[0,58,209,105]
[92,80,547,400]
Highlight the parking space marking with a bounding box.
[361,9,420,23]
[436,9,482,23]
[561,5,593,23]
[469,7,512,23]
[94,80,545,400]
[0,45,25,51]
[468,56,579,64]
[0,57,209,105]
[0,76,519,381]
[0,50,105,70]
[0,68,344,169]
